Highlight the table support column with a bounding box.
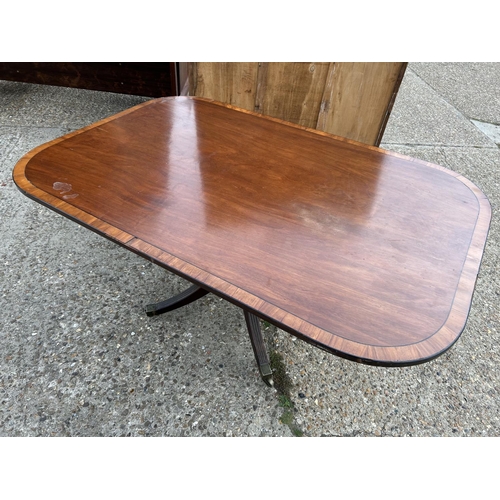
[244,310,274,387]
[145,283,274,386]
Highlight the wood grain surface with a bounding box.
[316,62,406,145]
[13,97,491,366]
[188,62,407,145]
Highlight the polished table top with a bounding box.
[13,97,491,366]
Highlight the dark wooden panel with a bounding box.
[13,97,491,366]
[0,62,177,97]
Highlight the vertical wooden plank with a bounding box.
[188,62,259,111]
[254,62,269,114]
[316,62,407,145]
[255,62,331,128]
[373,63,407,145]
[178,62,190,95]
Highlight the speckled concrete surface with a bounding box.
[1,63,499,437]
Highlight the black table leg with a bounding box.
[145,284,209,316]
[244,310,274,387]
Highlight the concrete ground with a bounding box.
[0,62,499,437]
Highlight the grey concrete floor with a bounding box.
[0,63,499,437]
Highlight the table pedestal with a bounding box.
[146,284,274,386]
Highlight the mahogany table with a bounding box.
[13,97,491,386]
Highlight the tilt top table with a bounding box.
[13,96,491,386]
